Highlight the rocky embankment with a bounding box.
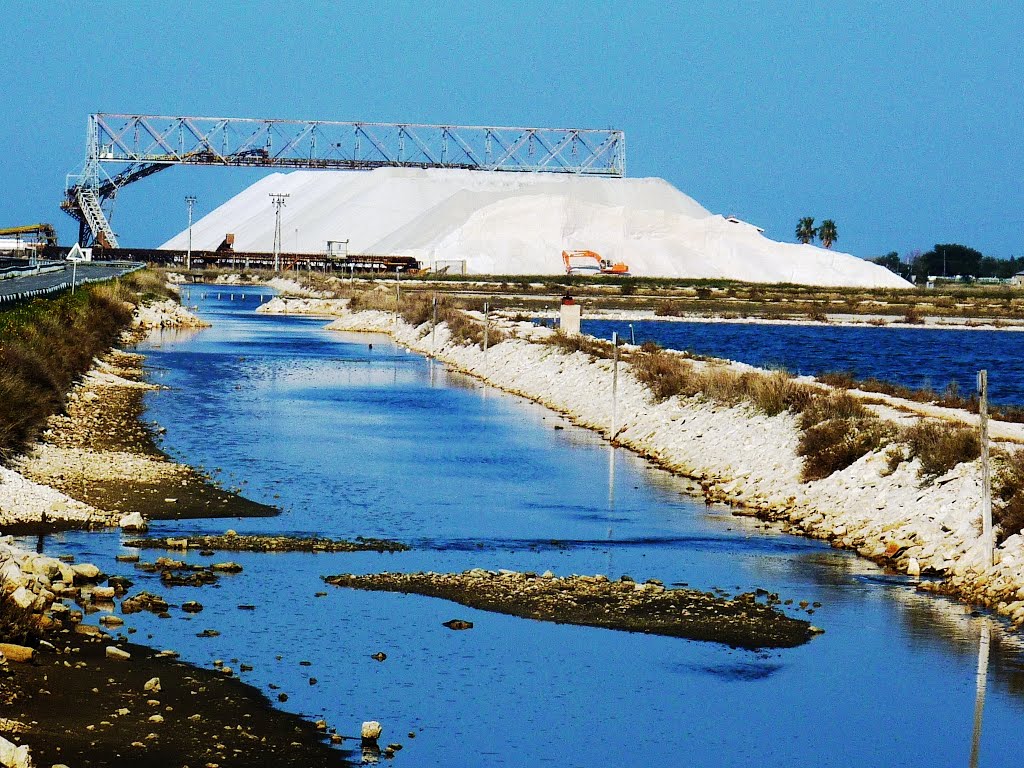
[125,532,409,553]
[132,298,210,330]
[256,296,349,316]
[324,307,1024,630]
[325,569,817,649]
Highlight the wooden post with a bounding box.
[978,370,993,567]
[611,332,619,442]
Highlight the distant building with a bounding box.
[1011,271,1024,287]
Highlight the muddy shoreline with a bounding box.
[2,629,350,767]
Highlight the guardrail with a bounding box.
[0,262,145,304]
[0,261,65,281]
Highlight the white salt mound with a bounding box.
[162,168,908,288]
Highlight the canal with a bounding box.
[29,288,1024,767]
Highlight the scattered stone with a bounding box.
[196,629,220,638]
[99,615,124,628]
[371,652,387,662]
[361,721,382,741]
[144,677,161,693]
[442,619,474,631]
[71,563,103,583]
[119,512,148,531]
[182,601,204,613]
[210,562,243,573]
[277,693,288,702]
[105,646,131,661]
[121,591,169,614]
[0,644,33,664]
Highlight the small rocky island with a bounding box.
[124,533,409,553]
[324,569,819,649]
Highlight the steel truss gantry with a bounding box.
[64,113,627,247]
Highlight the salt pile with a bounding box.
[162,168,908,287]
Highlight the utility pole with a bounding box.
[185,195,196,271]
[270,193,290,272]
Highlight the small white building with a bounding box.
[1011,271,1024,287]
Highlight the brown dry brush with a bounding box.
[995,450,1024,542]
[0,281,135,461]
[631,347,893,480]
[796,394,894,481]
[395,291,505,348]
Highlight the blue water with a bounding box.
[584,319,1024,406]
[25,289,1024,768]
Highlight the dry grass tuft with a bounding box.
[995,449,1024,542]
[899,420,980,479]
[796,393,893,481]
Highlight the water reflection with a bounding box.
[42,285,1024,767]
[971,620,991,768]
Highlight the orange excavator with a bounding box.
[562,249,629,276]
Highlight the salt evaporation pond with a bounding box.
[26,289,1024,767]
[586,319,1024,406]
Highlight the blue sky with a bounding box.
[2,1,1021,259]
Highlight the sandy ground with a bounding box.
[322,307,1024,630]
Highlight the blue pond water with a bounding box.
[584,319,1024,406]
[26,289,1024,767]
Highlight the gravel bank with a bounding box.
[325,569,817,649]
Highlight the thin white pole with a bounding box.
[71,259,77,294]
[483,301,490,370]
[978,370,993,567]
[185,195,196,271]
[611,331,619,442]
[431,294,438,357]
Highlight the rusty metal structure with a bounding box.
[63,113,627,247]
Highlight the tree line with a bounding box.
[871,244,1024,282]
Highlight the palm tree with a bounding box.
[795,217,817,245]
[818,220,838,249]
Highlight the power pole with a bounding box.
[185,195,196,271]
[270,193,290,272]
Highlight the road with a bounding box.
[0,262,143,303]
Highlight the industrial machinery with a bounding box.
[0,223,58,247]
[63,113,626,247]
[562,249,630,276]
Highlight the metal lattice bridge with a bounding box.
[63,113,627,247]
